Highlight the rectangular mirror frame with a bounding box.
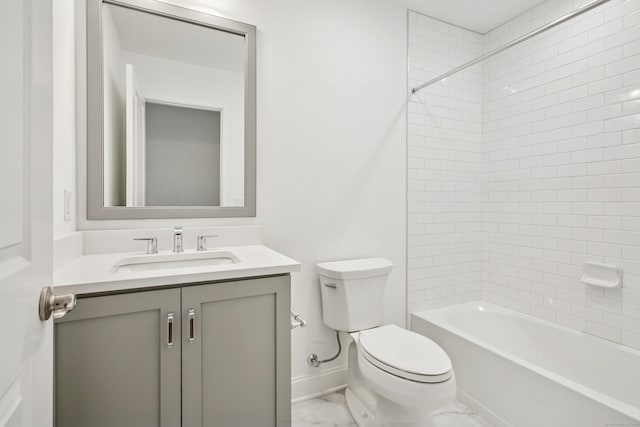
[87,0,256,219]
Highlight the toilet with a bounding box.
[316,258,456,427]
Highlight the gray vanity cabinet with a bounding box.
[54,275,291,427]
[54,288,182,427]
[181,276,291,427]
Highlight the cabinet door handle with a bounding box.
[188,308,195,343]
[167,312,174,347]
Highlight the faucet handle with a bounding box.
[134,237,158,254]
[197,235,219,251]
[173,226,184,253]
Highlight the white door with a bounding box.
[126,64,146,207]
[0,0,54,426]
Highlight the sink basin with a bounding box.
[111,251,239,273]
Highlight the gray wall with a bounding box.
[145,102,221,206]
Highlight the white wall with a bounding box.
[482,0,640,349]
[102,6,126,207]
[73,0,408,395]
[121,51,245,206]
[407,13,484,314]
[53,0,76,238]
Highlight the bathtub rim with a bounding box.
[411,301,640,422]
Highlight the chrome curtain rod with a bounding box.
[411,0,612,94]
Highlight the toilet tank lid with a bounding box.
[315,257,393,280]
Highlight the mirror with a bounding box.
[87,0,256,219]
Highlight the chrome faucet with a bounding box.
[134,237,158,254]
[197,234,218,251]
[173,227,183,253]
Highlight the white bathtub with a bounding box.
[412,301,640,427]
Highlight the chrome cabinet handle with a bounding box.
[167,312,174,348]
[196,235,219,251]
[39,287,76,320]
[324,283,337,289]
[134,237,158,254]
[188,308,195,343]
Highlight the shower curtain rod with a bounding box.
[411,0,611,94]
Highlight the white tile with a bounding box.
[571,148,603,163]
[572,304,604,323]
[408,11,483,309]
[292,392,494,427]
[604,143,640,160]
[587,321,622,342]
[588,75,623,95]
[604,114,640,132]
[587,189,621,201]
[604,172,640,187]
[605,1,640,23]
[292,392,356,427]
[572,92,604,111]
[411,3,640,349]
[433,401,495,427]
[587,132,621,148]
[590,161,623,177]
[558,312,588,331]
[588,104,622,121]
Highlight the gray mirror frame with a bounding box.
[87,0,256,219]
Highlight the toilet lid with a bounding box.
[358,325,452,383]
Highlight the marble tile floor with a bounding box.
[292,390,493,427]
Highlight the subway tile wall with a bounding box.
[408,0,640,349]
[407,13,484,314]
[482,0,640,349]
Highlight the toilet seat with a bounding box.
[358,325,452,383]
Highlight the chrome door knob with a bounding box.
[39,286,76,320]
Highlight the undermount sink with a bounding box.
[111,251,239,273]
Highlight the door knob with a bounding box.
[39,286,76,320]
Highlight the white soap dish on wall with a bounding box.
[580,262,622,289]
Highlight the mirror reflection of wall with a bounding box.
[102,3,245,208]
[145,102,221,206]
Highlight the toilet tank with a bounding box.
[315,258,393,332]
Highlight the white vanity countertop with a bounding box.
[53,245,301,295]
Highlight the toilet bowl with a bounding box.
[356,325,455,407]
[316,258,456,426]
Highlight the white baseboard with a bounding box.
[291,365,348,403]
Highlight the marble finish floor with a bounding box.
[292,390,493,427]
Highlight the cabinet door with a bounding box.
[182,275,291,427]
[54,289,181,427]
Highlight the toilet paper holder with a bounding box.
[290,308,307,329]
